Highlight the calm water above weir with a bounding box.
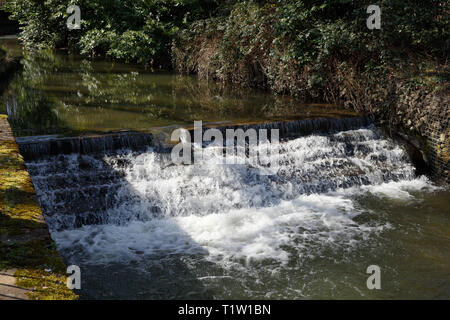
[1,43,356,137]
[2,40,449,299]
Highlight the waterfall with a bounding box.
[22,118,417,233]
[17,116,372,161]
[21,117,441,299]
[17,131,155,160]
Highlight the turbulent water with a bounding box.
[24,124,449,299]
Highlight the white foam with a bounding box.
[361,175,440,199]
[53,191,391,268]
[332,175,440,201]
[40,126,438,270]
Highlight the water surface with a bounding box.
[25,127,450,300]
[2,39,449,300]
[1,42,356,137]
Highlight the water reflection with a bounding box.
[4,79,70,136]
[2,47,357,136]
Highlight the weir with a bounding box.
[16,131,155,161]
[17,116,373,161]
[0,11,447,299]
[18,116,414,232]
[15,115,445,299]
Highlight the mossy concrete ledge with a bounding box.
[0,114,77,300]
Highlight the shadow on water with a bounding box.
[18,118,450,300]
[20,120,376,300]
[25,145,213,299]
[8,39,449,300]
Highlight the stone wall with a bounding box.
[380,80,449,184]
[424,108,450,184]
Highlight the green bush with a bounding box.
[174,0,448,97]
[4,0,221,66]
[4,0,449,75]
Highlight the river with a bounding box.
[1,39,449,299]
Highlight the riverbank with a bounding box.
[3,1,448,182]
[175,49,449,183]
[0,115,77,300]
[172,12,449,183]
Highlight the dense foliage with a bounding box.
[3,0,449,107]
[2,1,448,177]
[4,0,221,66]
[4,1,448,68]
[174,1,448,93]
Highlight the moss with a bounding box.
[0,239,77,300]
[0,115,77,300]
[0,133,44,228]
[15,269,77,300]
